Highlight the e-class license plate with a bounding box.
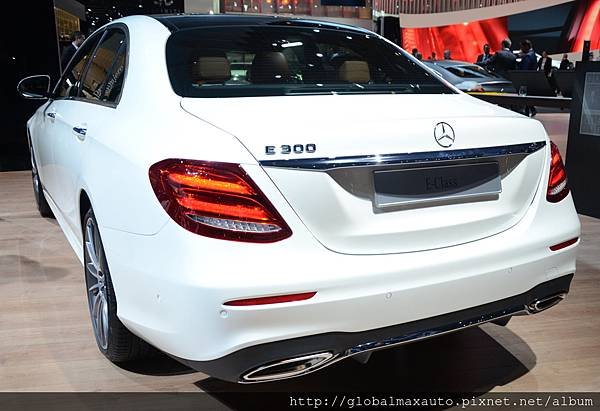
[373,162,501,207]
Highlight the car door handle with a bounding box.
[47,112,56,119]
[73,127,87,140]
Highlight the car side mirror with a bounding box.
[17,75,51,100]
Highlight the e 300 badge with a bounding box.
[265,144,317,155]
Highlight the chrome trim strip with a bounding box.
[479,81,513,86]
[259,141,546,170]
[343,305,526,356]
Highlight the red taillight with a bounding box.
[546,141,570,203]
[149,159,292,242]
[224,292,317,306]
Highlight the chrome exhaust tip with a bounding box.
[241,352,334,383]
[526,292,566,314]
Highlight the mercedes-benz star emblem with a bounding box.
[434,122,455,148]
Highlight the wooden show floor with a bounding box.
[0,113,598,393]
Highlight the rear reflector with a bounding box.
[149,159,292,242]
[224,292,317,306]
[549,237,578,251]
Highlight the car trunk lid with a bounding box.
[181,94,547,254]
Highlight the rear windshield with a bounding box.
[165,26,454,97]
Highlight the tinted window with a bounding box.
[166,26,453,97]
[80,30,126,102]
[56,35,100,98]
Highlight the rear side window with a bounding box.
[102,46,126,102]
[80,30,126,103]
[166,26,454,98]
[56,35,101,98]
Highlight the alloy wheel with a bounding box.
[84,217,109,350]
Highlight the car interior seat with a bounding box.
[248,52,291,84]
[337,60,371,83]
[191,56,232,84]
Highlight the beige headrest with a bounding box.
[192,57,231,83]
[338,60,370,83]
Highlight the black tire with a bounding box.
[83,208,154,362]
[31,161,54,218]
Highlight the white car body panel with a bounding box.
[25,15,580,382]
[181,93,526,161]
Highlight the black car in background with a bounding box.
[423,60,516,93]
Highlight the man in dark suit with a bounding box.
[537,51,553,76]
[517,40,537,70]
[485,38,516,78]
[516,40,538,116]
[60,31,85,72]
[559,54,573,70]
[476,44,492,65]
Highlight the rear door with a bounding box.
[51,28,127,234]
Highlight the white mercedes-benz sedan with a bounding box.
[18,14,580,383]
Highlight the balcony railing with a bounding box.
[223,0,374,19]
[375,0,527,15]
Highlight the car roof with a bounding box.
[152,13,372,34]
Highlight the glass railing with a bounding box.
[374,0,527,15]
[223,0,373,19]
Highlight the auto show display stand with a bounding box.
[565,62,600,219]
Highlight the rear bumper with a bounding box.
[101,188,579,362]
[97,153,580,382]
[177,274,573,382]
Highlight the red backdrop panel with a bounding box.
[402,17,508,63]
[572,0,600,51]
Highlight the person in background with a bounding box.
[412,48,419,58]
[415,52,423,61]
[443,49,452,60]
[559,54,572,70]
[517,40,537,70]
[430,51,437,61]
[537,51,553,76]
[61,31,85,71]
[476,44,492,65]
[485,38,516,78]
[517,40,537,116]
